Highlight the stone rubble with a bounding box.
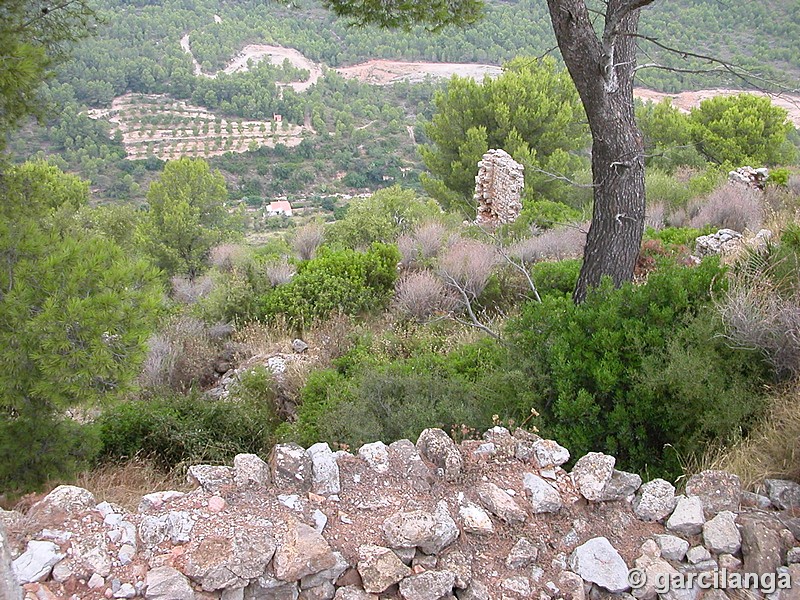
[728,166,769,189]
[2,431,798,600]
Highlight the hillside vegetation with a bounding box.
[2,0,800,501]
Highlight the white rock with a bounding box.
[702,511,741,554]
[458,501,494,536]
[145,565,195,599]
[569,537,630,593]
[653,535,689,562]
[88,573,105,589]
[633,479,676,522]
[233,453,271,488]
[114,582,136,598]
[532,439,570,467]
[522,473,563,513]
[666,496,705,536]
[307,443,341,496]
[28,485,95,519]
[358,441,390,473]
[571,453,615,502]
[12,540,65,583]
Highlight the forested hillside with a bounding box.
[9,0,800,203]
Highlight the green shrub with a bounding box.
[646,169,691,210]
[530,259,581,297]
[508,258,768,477]
[0,411,100,494]
[645,226,714,249]
[519,199,583,230]
[97,387,279,468]
[260,243,401,328]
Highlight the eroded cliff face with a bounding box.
[2,427,799,600]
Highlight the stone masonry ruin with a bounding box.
[2,427,800,600]
[474,150,524,226]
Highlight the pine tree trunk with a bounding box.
[546,0,649,303]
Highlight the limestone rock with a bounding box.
[685,545,712,565]
[382,501,459,555]
[455,580,489,600]
[416,429,463,482]
[138,491,185,513]
[505,538,538,569]
[399,570,456,600]
[1,523,22,600]
[740,515,785,577]
[531,439,570,468]
[270,443,313,493]
[631,556,679,600]
[274,522,337,582]
[333,586,378,600]
[180,526,276,591]
[234,453,271,488]
[27,485,95,520]
[666,496,705,536]
[499,576,530,597]
[307,443,341,496]
[740,491,772,510]
[357,442,390,473]
[685,471,741,516]
[695,229,743,258]
[475,483,526,524]
[245,576,300,600]
[300,552,349,589]
[437,550,471,589]
[522,473,562,513]
[702,511,741,555]
[457,500,493,536]
[653,535,689,562]
[598,470,642,501]
[571,453,615,502]
[299,582,335,600]
[357,545,411,593]
[145,566,195,599]
[71,531,113,577]
[633,479,676,522]
[187,465,234,494]
[765,479,800,510]
[569,537,630,594]
[388,440,434,492]
[12,540,64,584]
[558,571,585,600]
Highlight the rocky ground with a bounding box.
[2,426,799,600]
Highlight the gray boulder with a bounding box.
[389,439,434,492]
[234,453,271,488]
[702,511,741,555]
[569,537,630,593]
[416,428,463,481]
[12,540,64,584]
[307,443,341,496]
[357,545,411,593]
[399,570,456,600]
[684,470,741,516]
[270,443,313,493]
[382,501,459,555]
[598,469,642,501]
[653,535,689,562]
[531,439,570,468]
[506,538,538,569]
[633,479,676,522]
[571,453,615,502]
[145,566,196,600]
[27,485,95,520]
[1,524,22,600]
[765,479,800,510]
[522,473,562,513]
[274,522,337,582]
[187,465,234,494]
[666,496,705,536]
[475,483,526,523]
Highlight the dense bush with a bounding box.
[530,259,581,297]
[508,258,768,477]
[285,337,536,449]
[260,243,401,328]
[97,382,279,469]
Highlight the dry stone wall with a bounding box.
[474,150,524,227]
[2,427,799,600]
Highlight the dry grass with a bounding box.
[170,274,214,304]
[509,224,587,263]
[690,184,764,231]
[699,382,800,491]
[644,202,666,230]
[398,221,450,268]
[208,243,249,272]
[292,222,325,261]
[393,271,457,322]
[264,259,296,287]
[438,238,498,298]
[71,458,192,512]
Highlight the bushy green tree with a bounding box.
[636,99,706,171]
[260,243,401,328]
[508,259,768,477]
[0,161,163,491]
[138,158,234,278]
[325,186,441,249]
[420,57,589,211]
[0,0,96,153]
[688,94,797,166]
